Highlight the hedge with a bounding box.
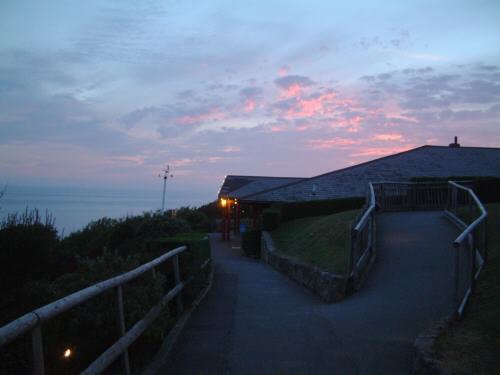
[241,229,261,258]
[145,233,211,303]
[262,208,281,231]
[278,197,365,222]
[411,176,500,203]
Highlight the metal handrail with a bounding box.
[353,182,376,232]
[0,244,211,375]
[349,182,376,284]
[448,181,488,246]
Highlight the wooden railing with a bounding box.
[0,245,211,375]
[445,181,488,316]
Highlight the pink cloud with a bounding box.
[308,137,360,149]
[279,65,290,77]
[244,99,256,112]
[222,146,241,153]
[269,124,288,132]
[283,84,303,98]
[373,133,404,141]
[350,145,416,157]
[175,108,226,125]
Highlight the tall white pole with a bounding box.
[161,175,167,212]
[159,165,172,214]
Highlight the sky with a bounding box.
[1,0,499,204]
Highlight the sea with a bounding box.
[0,185,211,236]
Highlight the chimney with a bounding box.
[449,136,460,148]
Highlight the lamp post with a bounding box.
[159,165,173,213]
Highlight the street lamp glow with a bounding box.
[63,348,72,358]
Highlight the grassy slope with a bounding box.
[270,209,360,275]
[436,202,500,375]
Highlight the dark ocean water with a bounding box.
[0,185,209,235]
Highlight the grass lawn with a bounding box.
[436,202,500,375]
[269,209,361,275]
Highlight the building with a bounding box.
[217,141,500,238]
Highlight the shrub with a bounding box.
[145,233,212,303]
[278,197,365,222]
[411,176,500,203]
[262,207,281,230]
[241,229,261,258]
[61,212,191,259]
[175,207,210,231]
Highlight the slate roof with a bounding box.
[239,145,500,203]
[218,175,305,199]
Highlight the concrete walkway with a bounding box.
[156,211,458,375]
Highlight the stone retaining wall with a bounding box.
[261,231,347,303]
[413,314,455,375]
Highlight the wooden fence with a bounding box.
[0,245,211,375]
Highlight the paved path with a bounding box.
[157,211,458,375]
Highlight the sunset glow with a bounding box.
[0,1,498,200]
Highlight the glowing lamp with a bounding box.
[63,348,72,358]
[220,198,227,208]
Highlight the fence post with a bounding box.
[469,233,476,293]
[173,254,184,313]
[349,228,357,285]
[31,325,45,375]
[453,242,460,309]
[484,217,488,264]
[115,285,131,375]
[380,184,385,210]
[451,185,457,214]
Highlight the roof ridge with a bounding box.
[224,175,306,179]
[239,146,432,199]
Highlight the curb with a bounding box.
[413,313,455,375]
[142,262,215,375]
[261,231,347,303]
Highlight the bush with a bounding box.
[278,197,365,222]
[241,229,261,258]
[262,208,281,230]
[145,233,212,303]
[0,207,212,374]
[175,207,210,231]
[61,212,191,259]
[411,176,500,203]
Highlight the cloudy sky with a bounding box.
[1,0,499,202]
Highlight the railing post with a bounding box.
[451,184,457,214]
[173,254,184,313]
[31,325,45,375]
[370,211,375,256]
[453,242,460,309]
[115,285,131,375]
[484,217,488,263]
[349,228,357,283]
[469,233,476,292]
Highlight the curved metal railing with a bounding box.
[349,182,376,286]
[445,181,488,316]
[350,180,488,316]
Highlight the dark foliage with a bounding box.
[61,212,190,259]
[277,197,365,222]
[241,229,261,258]
[0,207,212,375]
[262,208,281,231]
[175,207,210,231]
[411,176,500,203]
